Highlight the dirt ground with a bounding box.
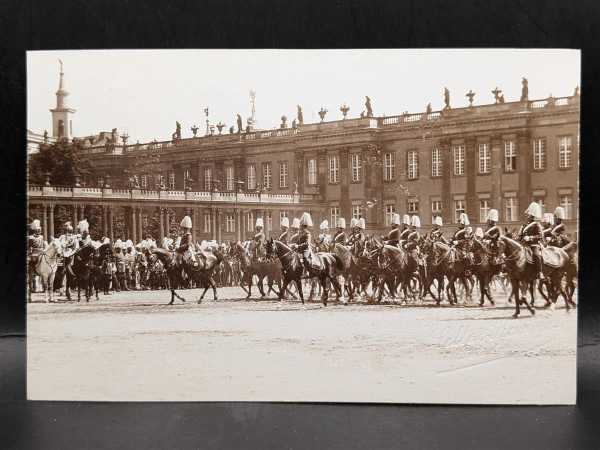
[27,286,577,404]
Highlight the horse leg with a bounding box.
[295,279,305,305]
[319,275,328,306]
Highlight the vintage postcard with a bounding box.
[27,49,579,403]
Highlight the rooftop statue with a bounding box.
[466,90,475,106]
[297,105,304,125]
[236,114,243,133]
[172,122,181,141]
[443,87,450,110]
[365,96,373,117]
[520,77,529,102]
[492,87,503,104]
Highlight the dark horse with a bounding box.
[232,241,282,299]
[186,248,225,303]
[151,248,188,305]
[265,239,350,306]
[65,243,96,302]
[470,238,503,306]
[421,241,472,306]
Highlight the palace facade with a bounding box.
[28,70,580,243]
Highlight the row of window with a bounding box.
[381,195,574,225]
[202,211,284,233]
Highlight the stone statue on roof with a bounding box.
[443,88,450,110]
[365,96,373,117]
[297,105,304,125]
[520,77,529,102]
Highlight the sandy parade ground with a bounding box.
[27,286,577,404]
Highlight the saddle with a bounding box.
[523,246,564,268]
[306,250,324,271]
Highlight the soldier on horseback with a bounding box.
[77,219,92,247]
[278,216,290,244]
[317,220,331,251]
[519,202,545,280]
[28,219,46,274]
[452,213,471,255]
[551,206,569,246]
[541,213,554,243]
[59,221,79,275]
[252,217,266,262]
[431,216,448,243]
[383,213,401,246]
[347,218,365,253]
[289,217,301,245]
[406,215,421,250]
[484,209,501,242]
[332,218,347,245]
[176,215,199,267]
[297,212,314,272]
[399,214,411,243]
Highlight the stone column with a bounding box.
[192,207,198,242]
[465,137,477,221]
[236,208,241,242]
[338,148,351,221]
[42,204,48,242]
[78,204,85,222]
[440,139,453,226]
[108,206,114,241]
[294,150,304,194]
[48,204,55,240]
[72,204,77,227]
[212,208,217,241]
[138,209,143,241]
[159,208,165,241]
[131,207,137,243]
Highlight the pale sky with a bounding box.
[27,49,580,143]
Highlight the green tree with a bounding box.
[29,141,92,186]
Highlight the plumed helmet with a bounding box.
[115,239,123,249]
[77,219,89,233]
[411,215,421,228]
[459,213,470,226]
[180,215,192,229]
[350,218,359,228]
[320,220,329,230]
[525,202,542,219]
[486,208,499,223]
[337,217,346,228]
[542,213,555,225]
[64,221,73,231]
[402,214,411,225]
[474,227,484,238]
[391,213,401,225]
[434,216,443,227]
[358,218,366,230]
[102,237,111,245]
[466,226,473,234]
[291,217,300,229]
[255,217,264,228]
[126,239,133,248]
[300,212,313,227]
[280,216,289,228]
[554,206,565,220]
[30,219,41,230]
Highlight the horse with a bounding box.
[150,248,188,305]
[185,247,225,303]
[265,239,350,306]
[65,243,96,302]
[87,243,112,301]
[470,238,503,306]
[232,241,282,299]
[422,240,472,306]
[498,236,572,317]
[371,241,418,303]
[27,239,61,303]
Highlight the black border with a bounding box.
[1,1,600,448]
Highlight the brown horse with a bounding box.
[498,236,572,318]
[470,238,503,306]
[421,241,472,305]
[373,242,419,303]
[233,241,282,299]
[28,239,61,303]
[185,248,224,303]
[65,243,96,302]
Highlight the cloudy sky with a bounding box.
[27,49,580,143]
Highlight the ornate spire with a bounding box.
[55,59,69,109]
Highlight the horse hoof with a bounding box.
[512,313,519,319]
[197,300,202,304]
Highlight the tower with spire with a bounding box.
[49,59,76,139]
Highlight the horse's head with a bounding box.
[265,238,275,258]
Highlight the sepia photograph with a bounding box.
[26,49,579,403]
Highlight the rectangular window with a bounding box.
[479,199,490,223]
[204,167,212,191]
[247,165,256,190]
[140,174,147,189]
[330,207,340,227]
[225,166,234,191]
[225,214,235,233]
[307,159,317,185]
[478,143,490,174]
[431,147,442,177]
[560,195,573,219]
[558,136,573,168]
[385,204,396,226]
[329,155,340,183]
[407,150,419,180]
[431,200,442,224]
[351,153,362,182]
[504,141,517,172]
[246,212,254,232]
[384,152,395,180]
[504,197,518,222]
[454,200,466,224]
[168,172,175,190]
[279,162,288,188]
[407,198,419,214]
[204,214,211,233]
[453,145,465,176]
[352,205,362,220]
[533,138,546,170]
[263,162,272,190]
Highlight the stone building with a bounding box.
[28,68,580,242]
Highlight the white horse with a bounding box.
[28,239,61,303]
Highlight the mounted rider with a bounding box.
[252,217,266,262]
[278,216,290,244]
[59,221,79,275]
[28,219,46,272]
[541,213,554,243]
[405,215,421,251]
[551,206,569,246]
[347,218,366,254]
[484,209,502,243]
[176,215,198,267]
[452,213,471,256]
[332,217,347,246]
[519,202,545,280]
[383,213,401,247]
[289,217,301,245]
[399,214,411,244]
[430,216,448,243]
[297,212,315,272]
[317,220,331,251]
[77,219,92,247]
